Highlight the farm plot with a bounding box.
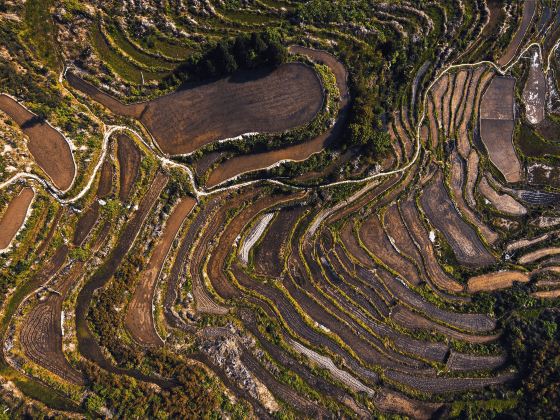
[117,134,142,202]
[75,171,168,370]
[446,351,506,371]
[125,196,195,346]
[519,247,560,265]
[206,47,350,188]
[390,305,498,344]
[479,77,522,183]
[141,63,323,155]
[420,171,495,267]
[17,245,87,385]
[0,187,34,251]
[386,368,514,394]
[359,215,422,285]
[66,73,143,117]
[0,95,75,190]
[467,271,530,293]
[478,176,527,216]
[450,152,498,244]
[252,206,307,277]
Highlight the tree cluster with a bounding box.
[162,30,287,87]
[501,308,560,418]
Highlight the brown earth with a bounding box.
[479,76,521,183]
[480,76,515,120]
[73,203,100,246]
[66,72,143,118]
[0,95,75,190]
[97,155,114,199]
[117,134,142,202]
[533,289,560,298]
[68,64,323,156]
[142,63,323,155]
[0,187,34,250]
[205,47,350,188]
[478,176,526,216]
[125,196,196,346]
[450,151,498,244]
[467,271,530,293]
[420,171,495,267]
[519,247,560,264]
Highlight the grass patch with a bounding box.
[516,123,560,157]
[105,23,176,70]
[90,24,168,84]
[22,0,62,71]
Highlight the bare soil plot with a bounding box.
[519,247,560,264]
[0,187,34,250]
[465,150,480,208]
[253,206,306,277]
[18,245,85,384]
[360,215,421,285]
[450,152,498,244]
[442,73,455,136]
[193,151,226,178]
[69,64,323,156]
[480,119,521,182]
[452,70,472,131]
[0,95,75,190]
[420,172,495,267]
[426,99,439,150]
[399,199,464,294]
[163,197,223,328]
[289,46,349,99]
[497,0,536,66]
[207,191,306,302]
[479,77,522,183]
[117,134,142,202]
[386,368,514,393]
[142,63,322,155]
[467,271,530,293]
[97,155,114,199]
[394,110,414,161]
[446,351,506,371]
[377,268,495,333]
[239,212,275,265]
[478,176,527,216]
[374,390,442,420]
[482,0,507,38]
[506,232,555,252]
[206,48,350,188]
[479,76,514,120]
[391,304,498,344]
[66,72,143,117]
[522,50,546,124]
[125,197,195,346]
[36,207,63,257]
[73,202,100,246]
[533,289,560,298]
[188,190,260,315]
[456,67,487,158]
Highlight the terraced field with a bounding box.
[1,0,560,418]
